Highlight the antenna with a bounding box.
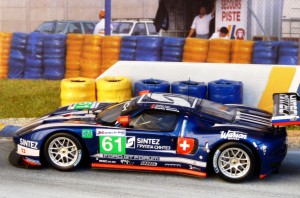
[187,77,191,102]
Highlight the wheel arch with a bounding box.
[39,130,91,167]
[206,140,261,176]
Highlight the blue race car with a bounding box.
[9,93,287,183]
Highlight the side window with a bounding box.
[132,23,147,35]
[129,110,178,131]
[67,22,82,34]
[146,23,158,35]
[54,22,67,34]
[36,22,55,33]
[83,22,95,34]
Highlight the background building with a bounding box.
[0,0,299,40]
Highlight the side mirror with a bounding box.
[117,115,130,127]
[139,90,150,96]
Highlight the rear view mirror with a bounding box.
[117,115,130,127]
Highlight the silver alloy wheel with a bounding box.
[48,137,79,167]
[218,147,251,179]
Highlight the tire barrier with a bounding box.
[101,36,122,73]
[161,37,185,62]
[120,36,138,61]
[134,78,170,96]
[8,32,28,79]
[61,77,96,106]
[207,39,232,63]
[252,41,279,64]
[171,80,207,99]
[208,79,243,104]
[278,42,299,65]
[80,34,102,78]
[135,36,164,61]
[24,32,44,79]
[65,34,84,78]
[231,40,254,64]
[43,34,66,80]
[96,76,132,102]
[0,32,13,78]
[182,38,209,62]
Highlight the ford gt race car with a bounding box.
[9,93,287,183]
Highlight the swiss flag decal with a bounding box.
[177,137,195,155]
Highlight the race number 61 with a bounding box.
[99,136,126,154]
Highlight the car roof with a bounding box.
[112,20,154,23]
[121,93,201,115]
[43,20,97,23]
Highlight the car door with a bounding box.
[122,109,180,166]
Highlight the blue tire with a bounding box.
[135,36,164,61]
[208,79,243,104]
[134,78,170,96]
[172,81,207,99]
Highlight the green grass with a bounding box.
[0,79,61,118]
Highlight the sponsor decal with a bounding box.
[122,101,131,112]
[165,163,181,168]
[204,141,210,153]
[17,145,39,157]
[260,145,267,155]
[19,138,38,149]
[99,136,126,155]
[213,150,220,173]
[140,161,157,166]
[82,129,93,139]
[220,130,247,140]
[69,102,98,110]
[96,154,160,161]
[189,165,201,171]
[23,157,41,166]
[96,129,126,136]
[278,94,297,116]
[126,136,136,148]
[150,104,179,112]
[252,142,258,149]
[92,154,207,167]
[120,160,134,165]
[99,160,116,164]
[177,137,195,155]
[136,138,171,150]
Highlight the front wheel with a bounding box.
[44,133,83,171]
[213,142,255,183]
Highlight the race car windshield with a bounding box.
[199,100,236,122]
[96,102,125,125]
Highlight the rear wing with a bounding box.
[272,93,300,126]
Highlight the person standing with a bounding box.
[209,27,229,40]
[93,9,106,36]
[187,4,216,39]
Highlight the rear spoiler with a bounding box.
[272,93,300,126]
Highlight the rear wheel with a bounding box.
[213,142,255,183]
[44,133,83,171]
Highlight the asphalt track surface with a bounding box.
[1,138,300,198]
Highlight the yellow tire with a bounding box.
[96,76,132,102]
[61,77,96,106]
[64,70,80,78]
[183,38,209,62]
[83,34,102,46]
[67,33,84,40]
